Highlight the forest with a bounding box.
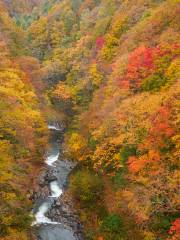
[0,0,179,240]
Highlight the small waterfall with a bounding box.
[45,152,59,166]
[32,202,59,225]
[48,122,61,131]
[50,181,63,198]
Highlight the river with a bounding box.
[32,124,83,240]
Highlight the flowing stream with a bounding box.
[32,124,83,240]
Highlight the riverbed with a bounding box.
[32,124,83,240]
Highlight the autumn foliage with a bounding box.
[119,44,180,91]
[0,0,179,239]
[0,3,47,239]
[169,218,180,240]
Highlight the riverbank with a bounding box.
[68,168,144,240]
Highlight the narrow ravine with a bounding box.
[32,123,83,240]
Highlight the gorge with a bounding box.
[0,0,179,240]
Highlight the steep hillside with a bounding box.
[1,0,43,15]
[0,0,179,240]
[26,0,180,239]
[0,2,48,240]
[0,0,58,29]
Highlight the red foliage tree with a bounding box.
[149,105,174,149]
[169,218,180,240]
[96,36,105,50]
[120,44,180,90]
[128,104,174,175]
[125,46,154,90]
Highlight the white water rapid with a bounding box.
[45,152,59,166]
[33,124,62,226]
[33,203,58,225]
[50,181,63,198]
[48,124,61,131]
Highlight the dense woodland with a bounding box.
[0,0,179,240]
[0,1,48,239]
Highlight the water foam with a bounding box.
[50,181,63,198]
[45,152,59,166]
[32,202,59,225]
[48,124,61,131]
